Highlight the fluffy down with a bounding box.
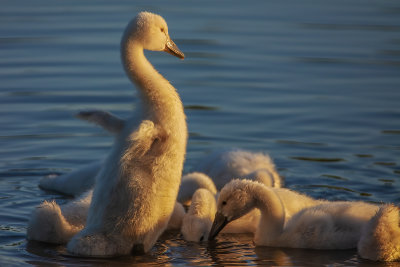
[358,204,400,262]
[193,149,282,189]
[210,179,381,252]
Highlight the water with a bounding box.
[1,0,399,265]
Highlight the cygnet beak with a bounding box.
[164,37,185,59]
[208,212,229,241]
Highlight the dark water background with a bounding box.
[1,0,399,266]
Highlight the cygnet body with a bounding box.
[358,204,400,262]
[209,179,380,251]
[65,12,187,256]
[193,149,282,189]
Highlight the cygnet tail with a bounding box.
[358,204,400,262]
[27,200,82,244]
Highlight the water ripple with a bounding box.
[1,0,400,266]
[290,156,345,163]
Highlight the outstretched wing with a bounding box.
[76,110,125,134]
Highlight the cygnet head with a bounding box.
[208,179,257,240]
[122,11,184,59]
[181,188,217,242]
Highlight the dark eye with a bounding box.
[160,28,165,32]
[222,201,227,206]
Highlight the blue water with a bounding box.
[1,0,399,266]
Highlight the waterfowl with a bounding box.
[209,179,380,250]
[63,11,187,256]
[181,188,260,242]
[27,191,185,244]
[39,148,281,198]
[193,149,283,189]
[358,204,400,262]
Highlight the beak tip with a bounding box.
[208,212,229,241]
[164,39,185,60]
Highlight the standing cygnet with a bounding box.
[209,179,380,251]
[65,12,187,257]
[181,188,260,242]
[358,204,400,262]
[193,148,283,189]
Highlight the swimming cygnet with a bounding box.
[193,148,283,189]
[181,188,260,242]
[209,179,380,251]
[64,11,187,256]
[358,204,400,262]
[27,190,185,244]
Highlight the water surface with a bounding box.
[1,0,400,266]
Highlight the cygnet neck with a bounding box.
[250,183,285,242]
[121,40,183,124]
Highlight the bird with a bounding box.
[358,204,400,262]
[31,173,215,244]
[181,188,260,242]
[27,190,186,244]
[209,179,380,250]
[43,11,189,257]
[39,148,281,202]
[177,149,282,243]
[193,148,283,189]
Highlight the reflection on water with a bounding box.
[1,0,400,266]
